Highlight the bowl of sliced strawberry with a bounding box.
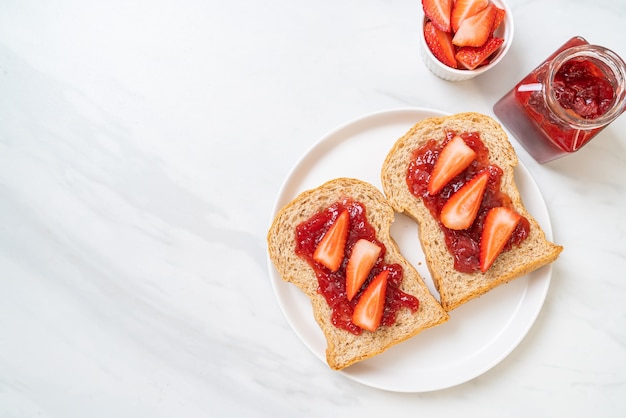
[419,0,513,81]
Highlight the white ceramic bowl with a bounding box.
[419,0,514,81]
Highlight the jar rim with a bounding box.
[544,44,626,128]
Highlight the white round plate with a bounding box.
[267,108,554,392]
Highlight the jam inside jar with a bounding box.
[493,37,626,163]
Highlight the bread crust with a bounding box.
[381,112,563,311]
[267,178,449,370]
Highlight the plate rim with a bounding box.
[266,107,553,392]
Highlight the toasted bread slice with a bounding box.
[381,112,563,311]
[267,178,449,370]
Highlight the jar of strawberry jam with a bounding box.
[493,36,626,163]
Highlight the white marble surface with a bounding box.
[0,0,625,416]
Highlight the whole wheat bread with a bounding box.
[381,112,563,311]
[267,178,449,370]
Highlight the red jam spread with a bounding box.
[406,130,530,273]
[295,198,419,335]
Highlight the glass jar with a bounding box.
[493,36,626,163]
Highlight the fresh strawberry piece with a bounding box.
[313,210,349,272]
[345,239,382,301]
[428,135,477,195]
[451,0,489,33]
[422,0,453,32]
[440,171,489,230]
[490,6,506,35]
[456,37,504,70]
[479,207,522,272]
[452,3,497,47]
[424,21,457,69]
[352,270,388,332]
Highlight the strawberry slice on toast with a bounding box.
[313,209,349,271]
[440,170,490,230]
[428,135,477,195]
[479,206,522,272]
[345,239,382,301]
[352,270,389,332]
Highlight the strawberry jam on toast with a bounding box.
[382,113,562,311]
[267,178,449,369]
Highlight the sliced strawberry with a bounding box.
[451,0,489,33]
[352,270,388,332]
[479,207,522,272]
[313,209,349,272]
[345,239,382,301]
[422,0,453,32]
[456,37,504,70]
[424,21,457,69]
[440,171,489,230]
[452,3,496,47]
[490,6,506,35]
[428,135,477,195]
